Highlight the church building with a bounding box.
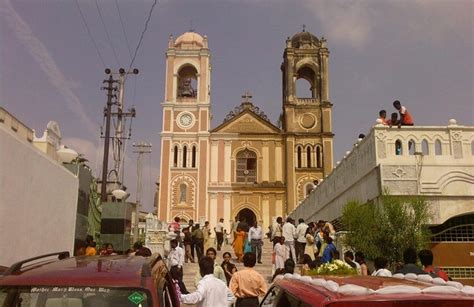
[156,30,334,232]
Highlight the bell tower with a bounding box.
[281,28,334,212]
[158,31,211,222]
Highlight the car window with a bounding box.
[4,287,152,307]
[261,285,281,306]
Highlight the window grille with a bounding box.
[443,267,474,279]
[431,225,474,242]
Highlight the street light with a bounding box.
[112,189,129,201]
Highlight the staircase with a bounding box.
[181,239,274,305]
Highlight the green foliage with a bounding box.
[341,193,432,264]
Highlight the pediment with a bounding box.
[212,111,280,134]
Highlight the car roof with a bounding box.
[274,275,474,304]
[0,255,156,288]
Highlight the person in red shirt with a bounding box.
[418,249,450,281]
[393,100,414,126]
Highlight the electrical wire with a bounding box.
[114,0,133,61]
[126,0,158,81]
[74,0,107,68]
[94,0,120,67]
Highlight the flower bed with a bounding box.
[306,260,357,276]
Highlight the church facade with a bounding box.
[156,30,334,231]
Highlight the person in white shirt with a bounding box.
[249,221,263,264]
[344,250,361,275]
[295,218,308,264]
[274,236,289,270]
[372,256,392,277]
[168,239,185,282]
[282,217,297,262]
[271,217,283,246]
[214,218,225,251]
[194,247,227,286]
[181,256,235,307]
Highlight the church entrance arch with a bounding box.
[236,208,257,232]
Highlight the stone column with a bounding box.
[209,193,218,226]
[210,140,218,183]
[224,141,232,183]
[223,194,231,232]
[275,141,283,182]
[262,195,270,230]
[262,141,270,182]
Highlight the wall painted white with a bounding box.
[290,122,474,225]
[0,125,78,266]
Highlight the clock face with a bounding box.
[179,113,193,128]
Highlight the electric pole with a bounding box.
[100,68,138,202]
[133,142,152,242]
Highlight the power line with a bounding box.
[94,0,120,66]
[74,0,106,68]
[114,0,133,61]
[126,0,158,80]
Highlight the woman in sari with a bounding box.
[232,227,246,262]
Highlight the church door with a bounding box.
[236,208,257,231]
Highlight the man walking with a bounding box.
[214,218,225,251]
[167,239,185,282]
[192,223,205,260]
[203,221,212,251]
[194,247,227,286]
[230,252,267,307]
[295,218,308,263]
[249,221,263,264]
[282,217,296,261]
[181,256,235,307]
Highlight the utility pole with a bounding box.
[100,73,118,202]
[100,68,138,202]
[133,142,152,242]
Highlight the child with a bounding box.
[387,112,399,127]
[378,110,388,125]
[393,100,414,126]
[274,236,289,271]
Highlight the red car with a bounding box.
[0,252,180,307]
[261,274,474,307]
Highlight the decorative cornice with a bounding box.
[224,102,270,123]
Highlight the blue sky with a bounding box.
[1,0,472,212]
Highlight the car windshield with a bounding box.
[0,286,151,307]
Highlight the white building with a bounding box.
[0,107,79,266]
[290,120,474,284]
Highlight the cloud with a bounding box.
[62,137,103,175]
[1,0,97,135]
[302,0,373,50]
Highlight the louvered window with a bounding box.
[236,149,257,183]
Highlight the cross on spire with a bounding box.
[189,19,195,32]
[242,90,253,103]
[302,24,306,32]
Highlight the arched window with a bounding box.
[182,146,187,167]
[306,146,312,168]
[177,65,198,99]
[395,140,402,155]
[179,184,187,203]
[422,139,429,155]
[435,139,442,155]
[173,145,178,167]
[408,140,416,155]
[316,145,322,168]
[192,146,197,168]
[236,149,257,183]
[297,146,302,168]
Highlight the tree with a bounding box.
[341,192,432,264]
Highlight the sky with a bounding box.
[1,0,472,213]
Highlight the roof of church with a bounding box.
[290,30,319,48]
[175,31,205,48]
[223,101,271,124]
[211,95,280,134]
